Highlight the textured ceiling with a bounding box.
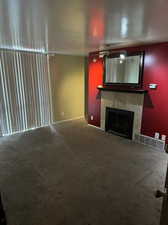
[0,0,168,55]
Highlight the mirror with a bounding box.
[104,52,144,86]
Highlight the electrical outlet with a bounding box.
[91,115,94,121]
[154,132,160,139]
[61,112,65,116]
[161,135,166,141]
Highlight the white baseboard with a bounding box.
[88,124,104,130]
[53,116,84,125]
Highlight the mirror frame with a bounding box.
[103,51,145,88]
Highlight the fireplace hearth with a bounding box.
[105,107,134,139]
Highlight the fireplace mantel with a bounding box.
[97,87,148,94]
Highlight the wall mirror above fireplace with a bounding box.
[104,52,144,88]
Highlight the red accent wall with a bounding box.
[88,43,168,143]
[88,57,103,126]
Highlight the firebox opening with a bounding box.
[105,107,134,139]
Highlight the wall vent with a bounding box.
[134,134,166,152]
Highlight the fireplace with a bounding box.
[105,107,134,139]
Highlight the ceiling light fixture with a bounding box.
[95,50,127,59]
[99,50,109,58]
[120,54,125,60]
[99,53,105,58]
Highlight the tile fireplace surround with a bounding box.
[100,91,145,139]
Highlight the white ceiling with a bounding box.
[0,0,168,55]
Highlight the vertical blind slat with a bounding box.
[0,50,53,136]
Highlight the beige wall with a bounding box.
[49,54,85,122]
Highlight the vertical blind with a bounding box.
[0,50,53,136]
